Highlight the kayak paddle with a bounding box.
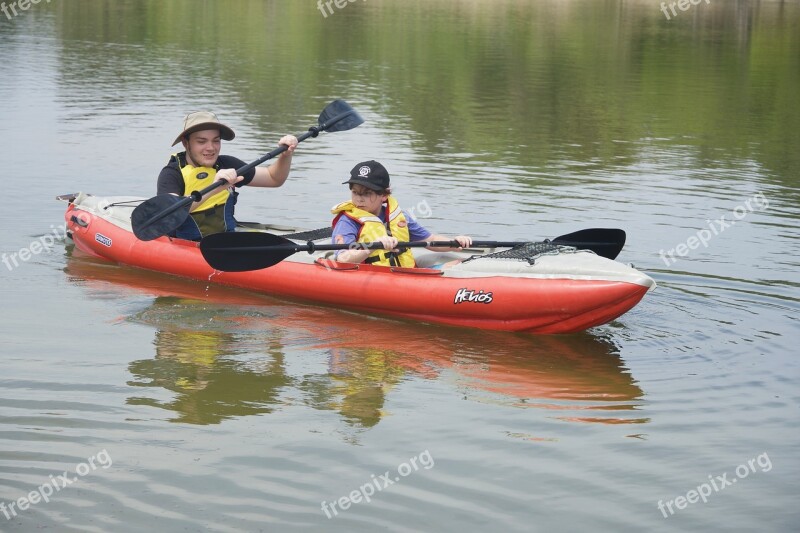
[199,228,626,272]
[550,228,625,262]
[131,99,364,241]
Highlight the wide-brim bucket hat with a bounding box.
[172,111,235,146]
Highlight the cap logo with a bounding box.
[358,166,371,177]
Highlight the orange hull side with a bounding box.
[66,204,648,334]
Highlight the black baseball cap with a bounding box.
[343,160,390,192]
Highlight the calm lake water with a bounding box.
[1,0,798,531]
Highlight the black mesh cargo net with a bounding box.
[463,242,577,265]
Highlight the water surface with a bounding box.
[1,1,798,531]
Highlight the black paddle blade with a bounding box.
[200,231,298,272]
[318,99,364,132]
[550,228,626,260]
[131,194,192,241]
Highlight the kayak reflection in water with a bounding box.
[331,160,472,267]
[305,322,648,428]
[327,347,406,429]
[65,249,647,429]
[126,298,294,425]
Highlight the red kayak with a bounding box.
[62,193,655,334]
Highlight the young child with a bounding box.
[331,161,471,266]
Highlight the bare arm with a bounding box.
[248,135,299,187]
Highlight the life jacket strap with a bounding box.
[363,248,409,265]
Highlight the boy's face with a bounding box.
[183,129,221,167]
[350,185,387,215]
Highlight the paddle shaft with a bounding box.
[212,239,602,254]
[199,228,626,271]
[135,104,361,235]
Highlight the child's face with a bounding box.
[350,185,387,215]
